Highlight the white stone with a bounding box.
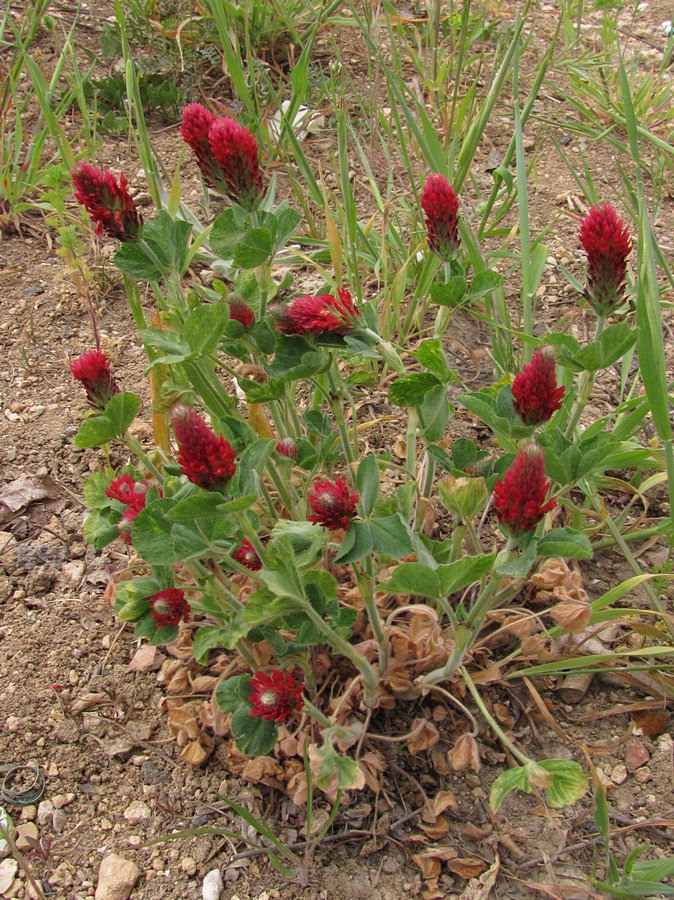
[94,854,140,900]
[202,868,224,900]
[37,800,55,825]
[123,800,151,824]
[0,859,18,893]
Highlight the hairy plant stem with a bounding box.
[564,315,605,439]
[297,601,379,706]
[302,697,333,729]
[460,666,531,765]
[406,409,418,479]
[327,361,357,468]
[123,434,164,482]
[356,558,390,674]
[235,513,267,562]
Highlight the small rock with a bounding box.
[47,763,59,777]
[19,806,36,822]
[382,857,400,874]
[202,868,224,900]
[52,793,75,809]
[5,716,20,733]
[100,818,113,831]
[54,720,79,744]
[37,800,55,825]
[52,809,67,833]
[15,822,39,851]
[625,738,650,771]
[0,859,18,893]
[181,857,198,876]
[123,800,151,824]
[610,764,628,785]
[634,766,652,784]
[140,761,166,785]
[94,854,140,900]
[224,869,240,883]
[127,835,142,847]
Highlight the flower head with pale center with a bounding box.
[420,174,460,261]
[70,350,119,410]
[172,405,237,491]
[493,446,556,535]
[150,588,190,628]
[307,476,359,531]
[578,204,632,315]
[72,163,143,242]
[248,670,304,722]
[275,289,361,336]
[233,538,263,572]
[512,352,565,426]
[106,474,152,545]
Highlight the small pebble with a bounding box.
[634,766,652,784]
[202,868,224,900]
[123,800,151,824]
[52,793,75,809]
[181,857,198,876]
[610,764,628,785]
[37,800,55,825]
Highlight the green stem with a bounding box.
[302,697,333,729]
[406,409,418,480]
[124,434,164,482]
[356,561,390,674]
[460,666,532,765]
[327,361,357,468]
[298,601,379,705]
[564,315,605,439]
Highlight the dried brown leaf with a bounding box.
[180,738,212,766]
[461,822,492,841]
[128,645,157,673]
[359,749,387,794]
[167,706,200,745]
[632,709,669,737]
[407,718,440,755]
[419,816,450,839]
[446,858,488,880]
[189,675,218,693]
[242,756,284,784]
[549,597,591,633]
[448,734,481,773]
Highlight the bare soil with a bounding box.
[1,1,673,898]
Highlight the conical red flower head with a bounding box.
[70,350,119,410]
[172,405,237,491]
[276,437,297,459]
[248,670,303,722]
[493,446,556,535]
[150,588,190,628]
[512,352,565,426]
[578,204,632,315]
[233,538,263,571]
[275,289,361,336]
[420,174,460,261]
[229,297,255,329]
[106,474,152,545]
[307,476,359,531]
[180,102,218,185]
[207,117,263,210]
[72,163,143,242]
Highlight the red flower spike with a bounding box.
[493,446,556,535]
[172,405,237,491]
[106,475,152,545]
[307,476,359,531]
[276,437,297,459]
[248,670,304,723]
[420,174,460,261]
[233,538,263,572]
[180,102,219,186]
[276,289,361,336]
[229,297,256,329]
[72,163,143,242]
[207,117,263,210]
[150,588,190,628]
[70,350,119,410]
[578,204,632,315]
[512,352,565,426]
